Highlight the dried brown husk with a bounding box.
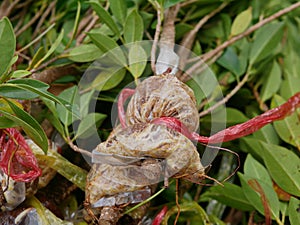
[86,123,205,207]
[126,74,199,132]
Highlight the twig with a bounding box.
[32,1,56,38]
[185,1,300,77]
[151,3,162,74]
[180,0,198,8]
[76,13,98,45]
[67,139,92,157]
[199,71,251,117]
[0,0,20,18]
[15,3,47,37]
[160,4,180,48]
[178,1,228,80]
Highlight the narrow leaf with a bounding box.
[124,9,144,43]
[289,197,300,225]
[128,44,147,79]
[231,7,252,36]
[201,183,254,211]
[250,22,284,64]
[92,68,126,91]
[34,29,64,69]
[108,0,127,24]
[244,154,272,186]
[239,173,280,219]
[89,0,120,36]
[75,113,107,139]
[0,17,15,78]
[68,44,103,62]
[271,95,300,148]
[88,32,127,66]
[260,60,282,102]
[260,141,300,196]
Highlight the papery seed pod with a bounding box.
[86,123,205,210]
[126,74,199,132]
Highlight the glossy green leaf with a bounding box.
[88,32,126,66]
[252,124,280,144]
[56,86,80,126]
[239,173,280,219]
[128,44,147,79]
[162,201,210,225]
[11,70,31,78]
[280,76,300,99]
[89,0,120,37]
[0,117,17,128]
[74,113,107,139]
[260,60,281,102]
[124,9,144,43]
[289,197,300,225]
[35,150,87,191]
[27,47,45,70]
[0,99,48,153]
[108,0,127,24]
[92,68,126,91]
[201,183,254,211]
[244,154,272,185]
[240,137,265,162]
[34,29,64,69]
[260,142,300,196]
[68,44,103,62]
[0,17,15,78]
[217,47,241,76]
[271,95,300,148]
[249,22,284,65]
[230,7,252,36]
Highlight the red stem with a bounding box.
[117,88,135,128]
[152,206,168,225]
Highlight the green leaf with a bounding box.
[34,29,64,69]
[230,7,252,36]
[0,99,48,153]
[89,0,120,37]
[249,22,284,65]
[128,44,147,79]
[11,70,31,78]
[280,76,300,99]
[0,117,17,128]
[271,95,300,148]
[27,47,45,70]
[92,67,126,91]
[217,47,241,76]
[74,113,107,139]
[88,32,126,66]
[252,124,280,144]
[260,142,300,197]
[0,17,15,78]
[56,86,80,126]
[201,183,254,211]
[108,0,127,24]
[239,173,280,219]
[260,60,282,102]
[68,44,103,62]
[289,197,300,225]
[240,137,265,162]
[0,79,49,99]
[244,154,272,186]
[32,148,87,191]
[124,9,144,43]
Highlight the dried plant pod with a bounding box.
[126,74,199,132]
[85,123,206,224]
[86,123,205,210]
